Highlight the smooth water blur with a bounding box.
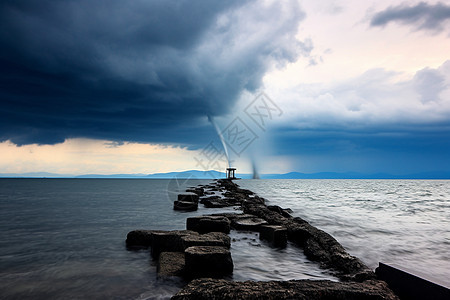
[230,231,335,282]
[0,179,210,299]
[238,179,450,284]
[0,179,336,300]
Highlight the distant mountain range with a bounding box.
[1,170,450,179]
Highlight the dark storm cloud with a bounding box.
[370,2,450,32]
[0,0,307,145]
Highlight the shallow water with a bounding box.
[238,179,450,285]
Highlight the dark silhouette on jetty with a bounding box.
[226,168,236,179]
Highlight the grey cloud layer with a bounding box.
[0,0,307,145]
[371,2,450,32]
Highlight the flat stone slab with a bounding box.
[231,216,268,231]
[186,216,231,234]
[184,246,233,279]
[203,197,241,208]
[202,199,229,208]
[182,232,231,249]
[158,252,185,277]
[210,213,256,221]
[376,262,450,300]
[171,278,399,300]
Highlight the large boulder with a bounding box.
[158,252,185,277]
[178,193,199,203]
[259,225,287,248]
[186,216,231,234]
[126,230,166,248]
[171,279,399,300]
[184,246,233,279]
[182,232,231,249]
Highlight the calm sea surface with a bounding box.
[0,179,449,299]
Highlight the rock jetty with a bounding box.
[172,278,398,300]
[126,179,399,299]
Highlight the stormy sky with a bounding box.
[1,0,450,175]
[0,0,306,145]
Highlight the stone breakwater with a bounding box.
[126,179,399,299]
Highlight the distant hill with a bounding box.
[63,170,226,179]
[1,170,450,179]
[257,171,450,179]
[0,172,73,178]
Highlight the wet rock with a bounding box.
[210,213,255,221]
[186,216,231,234]
[286,222,313,245]
[186,188,204,197]
[126,229,166,248]
[129,179,378,287]
[267,205,293,218]
[224,197,242,205]
[231,216,268,231]
[292,221,375,280]
[158,252,185,277]
[182,232,231,249]
[184,246,233,279]
[203,197,241,208]
[173,201,198,211]
[174,193,200,211]
[243,202,286,225]
[151,230,198,259]
[303,238,329,262]
[202,199,229,208]
[199,195,220,204]
[178,193,199,203]
[330,252,375,282]
[259,225,287,247]
[171,278,399,300]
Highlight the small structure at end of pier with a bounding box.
[226,168,236,179]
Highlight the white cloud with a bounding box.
[269,60,450,130]
[265,0,450,88]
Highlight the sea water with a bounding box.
[0,179,448,299]
[238,179,450,285]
